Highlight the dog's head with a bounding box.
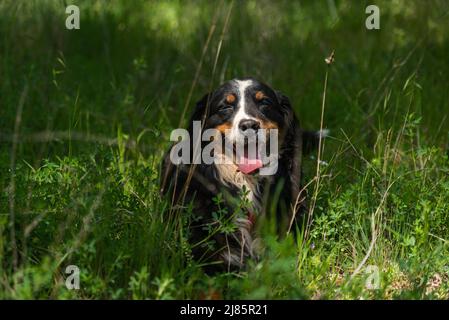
[189,78,296,175]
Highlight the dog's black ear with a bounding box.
[274,91,304,223]
[275,90,294,124]
[188,93,212,128]
[162,92,212,196]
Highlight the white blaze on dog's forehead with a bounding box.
[231,80,257,137]
[235,79,253,100]
[234,79,253,112]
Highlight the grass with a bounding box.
[1,0,449,299]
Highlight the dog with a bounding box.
[161,78,325,272]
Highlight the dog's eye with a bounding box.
[221,94,236,112]
[220,104,234,112]
[255,91,272,106]
[259,98,272,106]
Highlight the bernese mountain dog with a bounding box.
[161,78,325,272]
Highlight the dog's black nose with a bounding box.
[239,119,260,132]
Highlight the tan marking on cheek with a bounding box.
[216,122,233,133]
[255,91,266,101]
[261,120,278,130]
[225,94,236,104]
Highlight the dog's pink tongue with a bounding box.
[238,155,263,174]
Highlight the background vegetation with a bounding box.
[1,0,449,299]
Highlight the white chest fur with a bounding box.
[214,159,261,211]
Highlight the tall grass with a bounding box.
[1,0,449,299]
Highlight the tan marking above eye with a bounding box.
[225,94,236,104]
[255,91,266,101]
